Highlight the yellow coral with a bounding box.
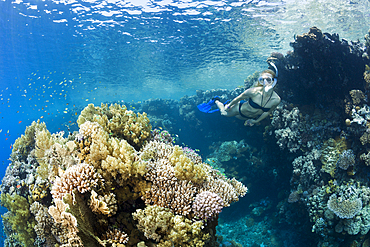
[11,120,47,162]
[164,215,209,247]
[0,193,36,246]
[100,137,146,183]
[320,137,347,177]
[35,129,55,179]
[170,146,207,184]
[132,205,173,242]
[77,103,152,149]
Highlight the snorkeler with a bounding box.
[214,62,281,126]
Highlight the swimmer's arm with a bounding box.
[226,89,253,110]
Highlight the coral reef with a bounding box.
[0,103,247,247]
[269,103,302,153]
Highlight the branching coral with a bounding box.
[349,89,365,105]
[133,205,209,247]
[89,190,117,217]
[270,105,302,153]
[101,229,129,245]
[292,149,321,186]
[320,137,347,177]
[337,149,355,170]
[30,201,58,246]
[360,151,370,166]
[144,162,197,216]
[51,162,103,200]
[43,142,80,182]
[101,137,146,183]
[192,191,224,222]
[48,198,83,246]
[0,102,248,247]
[200,175,246,207]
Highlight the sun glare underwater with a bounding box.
[2,0,370,246]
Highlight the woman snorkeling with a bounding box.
[214,62,281,126]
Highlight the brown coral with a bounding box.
[51,163,103,200]
[144,162,197,216]
[89,190,117,217]
[349,89,365,105]
[101,229,129,245]
[364,65,370,90]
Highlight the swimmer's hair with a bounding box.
[253,69,277,87]
[261,69,276,78]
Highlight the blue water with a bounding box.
[2,0,370,246]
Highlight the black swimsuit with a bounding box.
[239,93,273,118]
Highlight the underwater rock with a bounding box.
[273,27,369,108]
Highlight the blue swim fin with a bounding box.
[197,97,229,114]
[197,97,219,113]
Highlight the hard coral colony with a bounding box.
[0,103,247,247]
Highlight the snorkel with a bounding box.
[263,61,278,93]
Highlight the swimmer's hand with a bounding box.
[224,104,231,111]
[244,119,256,126]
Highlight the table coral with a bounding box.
[327,193,362,219]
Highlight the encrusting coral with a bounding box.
[0,102,247,247]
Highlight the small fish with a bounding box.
[16,185,21,189]
[5,138,8,141]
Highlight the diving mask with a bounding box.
[258,76,277,90]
